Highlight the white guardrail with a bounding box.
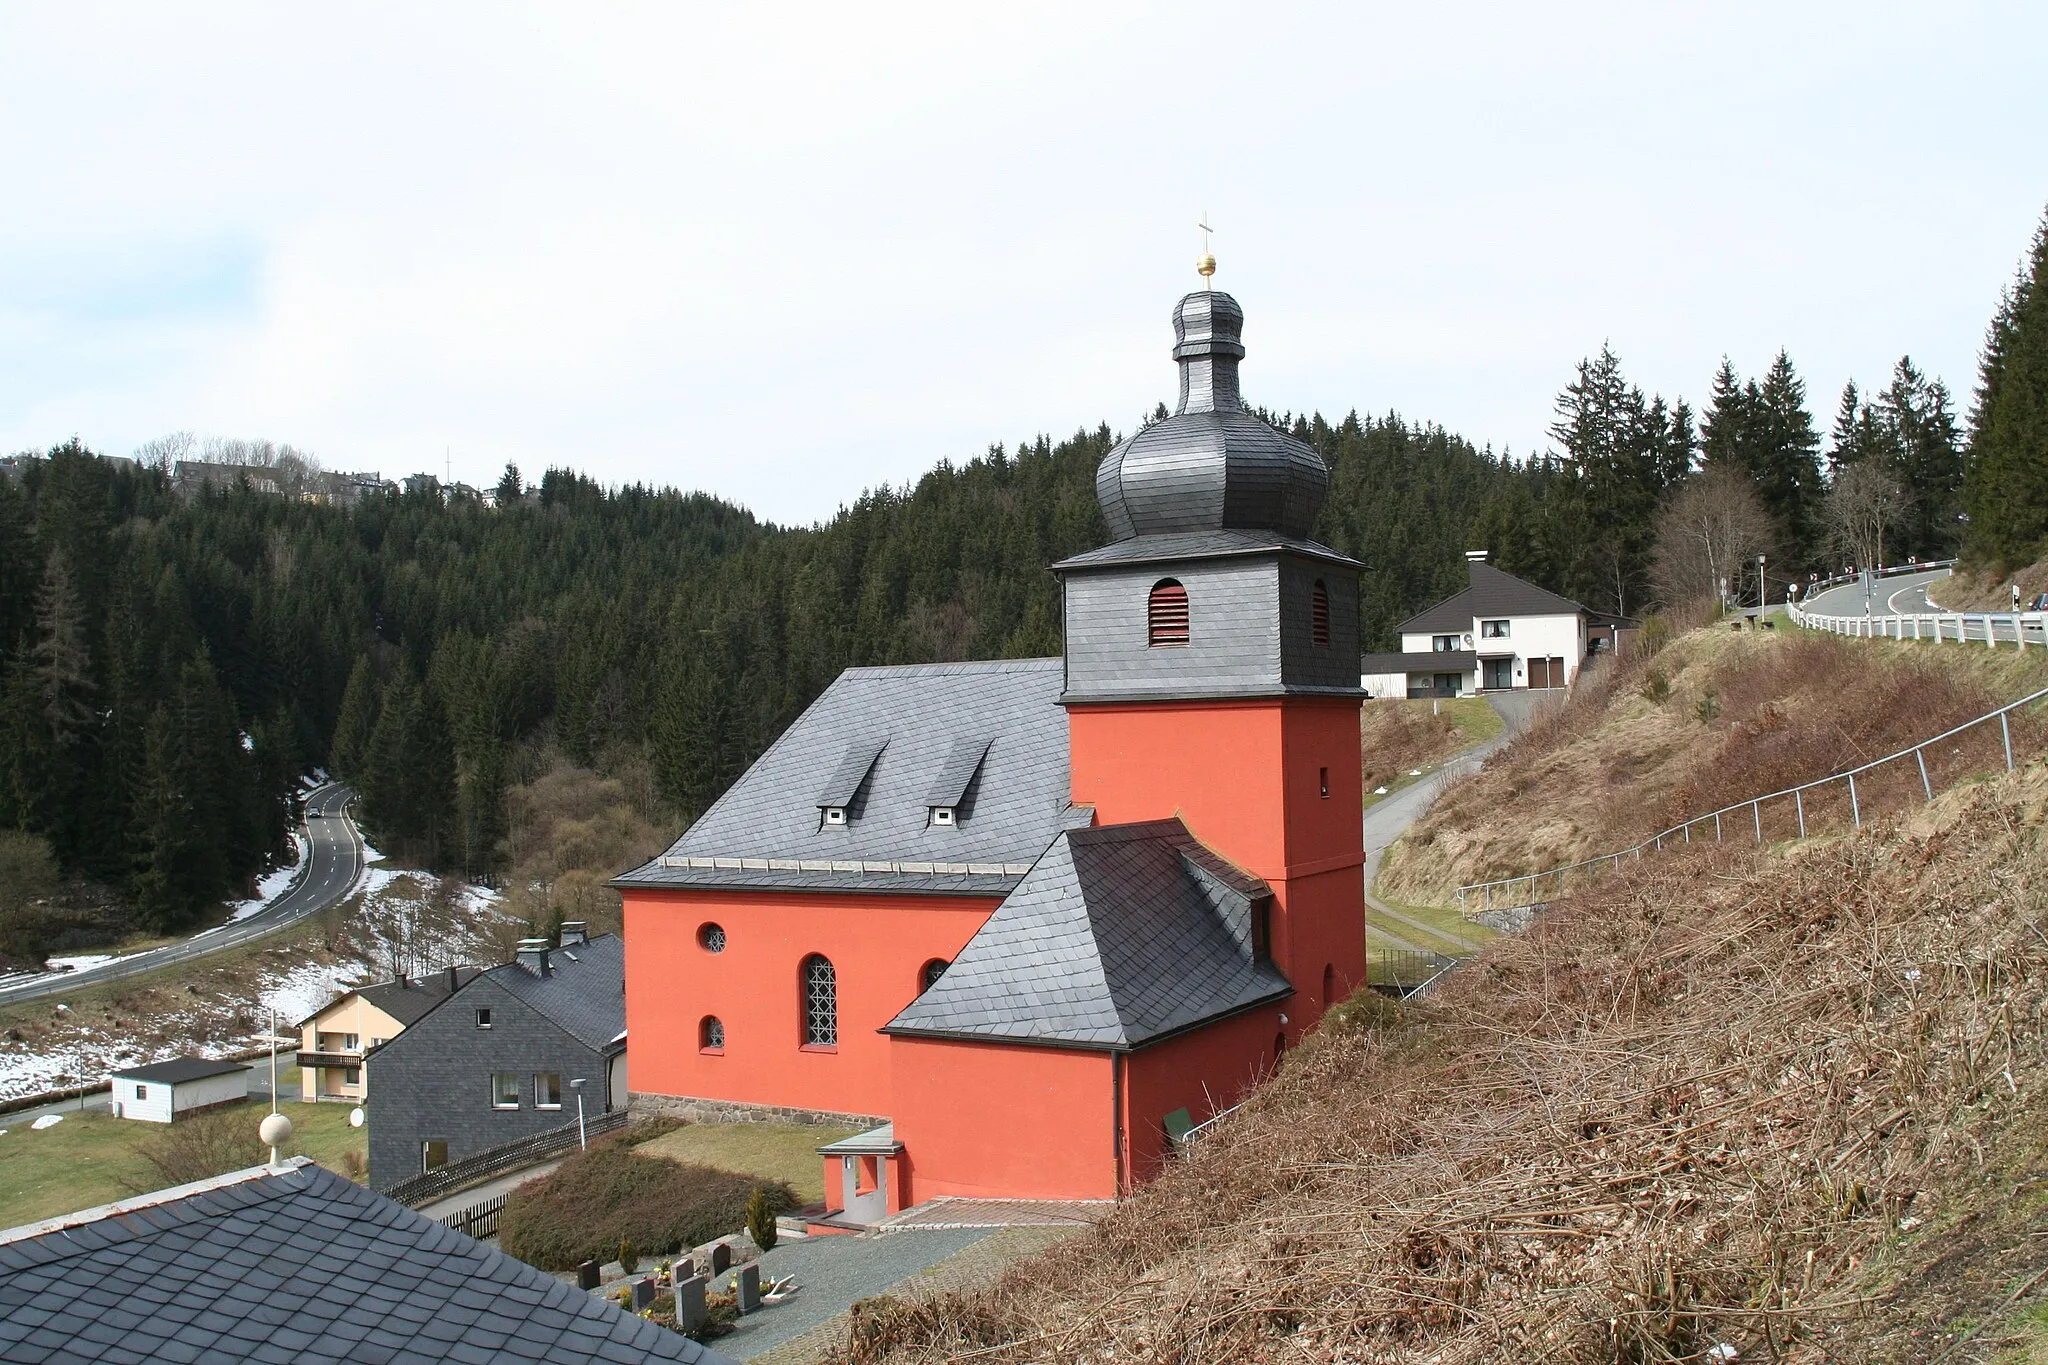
[1786,559,2048,647]
[1455,680,2048,918]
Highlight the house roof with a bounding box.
[1359,650,1479,674]
[108,1057,250,1085]
[883,819,1293,1050]
[0,1158,729,1364]
[483,933,626,1053]
[1399,561,1588,634]
[614,658,1078,897]
[1052,528,1360,573]
[301,967,484,1030]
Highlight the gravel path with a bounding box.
[710,1228,993,1361]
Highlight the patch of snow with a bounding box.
[30,1113,61,1130]
[360,839,387,865]
[260,960,368,1025]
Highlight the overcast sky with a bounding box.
[2,4,2043,525]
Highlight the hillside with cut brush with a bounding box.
[834,625,2048,1364]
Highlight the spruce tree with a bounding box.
[330,654,378,779]
[1963,209,2048,567]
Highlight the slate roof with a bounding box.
[615,659,1078,897]
[484,934,626,1053]
[109,1057,250,1085]
[1399,561,1588,634]
[1359,650,1479,674]
[1052,528,1360,573]
[0,1158,729,1364]
[347,968,483,1029]
[883,819,1292,1050]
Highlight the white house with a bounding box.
[107,1058,251,1123]
[1362,552,1604,699]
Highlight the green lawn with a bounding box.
[0,1100,366,1230]
[1369,894,1497,951]
[632,1122,862,1205]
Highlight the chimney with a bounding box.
[1464,549,1490,563]
[559,921,588,947]
[445,964,459,993]
[515,939,552,977]
[396,972,407,990]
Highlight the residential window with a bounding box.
[422,1140,447,1172]
[342,1033,359,1052]
[1480,619,1510,639]
[134,1084,147,1101]
[534,1072,563,1109]
[698,922,726,953]
[699,1016,725,1053]
[801,954,838,1048]
[475,1009,492,1029]
[1432,635,1458,652]
[344,1067,361,1086]
[1147,579,1190,647]
[1311,580,1331,648]
[491,1073,520,1109]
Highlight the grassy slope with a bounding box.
[0,1101,365,1230]
[838,630,2048,1364]
[1379,623,2048,906]
[1360,697,1504,809]
[633,1122,861,1206]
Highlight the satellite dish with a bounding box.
[1462,633,1473,648]
[349,1107,366,1129]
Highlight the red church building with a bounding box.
[614,286,1366,1220]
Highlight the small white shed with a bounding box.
[107,1058,251,1124]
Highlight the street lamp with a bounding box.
[569,1078,587,1150]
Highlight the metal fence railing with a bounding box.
[384,1107,628,1207]
[1456,682,2048,916]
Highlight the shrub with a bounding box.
[618,1236,637,1274]
[499,1140,796,1271]
[1639,668,1672,705]
[132,1102,261,1189]
[746,1186,778,1252]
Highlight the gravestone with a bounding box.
[576,1261,600,1291]
[631,1277,656,1310]
[671,1257,694,1283]
[735,1262,761,1315]
[674,1275,708,1333]
[709,1242,731,1275]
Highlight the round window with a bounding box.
[697,923,726,953]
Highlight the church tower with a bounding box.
[1055,286,1367,1039]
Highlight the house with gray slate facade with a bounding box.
[367,925,627,1190]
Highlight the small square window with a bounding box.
[534,1072,562,1109]
[930,806,954,826]
[475,1009,492,1029]
[491,1073,519,1109]
[135,1084,147,1101]
[344,1067,361,1086]
[823,807,847,826]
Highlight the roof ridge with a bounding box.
[1067,817,1191,844]
[0,1158,309,1247]
[839,657,1061,678]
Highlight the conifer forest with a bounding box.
[1,207,2043,936]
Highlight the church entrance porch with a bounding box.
[818,1123,907,1227]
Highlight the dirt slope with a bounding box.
[842,759,2048,1363]
[1380,623,2048,905]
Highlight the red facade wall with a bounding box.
[621,887,995,1119]
[888,1037,1117,1202]
[1066,695,1367,1038]
[1119,1006,1285,1185]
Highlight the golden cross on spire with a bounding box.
[1196,214,1216,289]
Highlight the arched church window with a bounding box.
[699,1016,725,1053]
[1148,579,1190,647]
[1311,580,1331,648]
[801,954,837,1048]
[920,958,949,992]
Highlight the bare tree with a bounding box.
[132,431,195,473]
[1652,466,1777,609]
[1823,462,1912,572]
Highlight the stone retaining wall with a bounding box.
[629,1091,883,1130]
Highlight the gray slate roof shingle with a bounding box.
[615,659,1076,896]
[346,968,485,1029]
[484,934,626,1053]
[883,818,1292,1049]
[1399,561,1588,634]
[108,1058,250,1085]
[0,1159,730,1364]
[1359,650,1479,673]
[1052,528,1359,572]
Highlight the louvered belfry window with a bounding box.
[1311,579,1331,648]
[1148,579,1190,647]
[802,954,837,1047]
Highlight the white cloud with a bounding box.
[1,2,2043,521]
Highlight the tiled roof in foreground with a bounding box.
[884,818,1293,1049]
[614,659,1077,897]
[0,1158,730,1364]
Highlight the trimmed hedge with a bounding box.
[500,1136,796,1271]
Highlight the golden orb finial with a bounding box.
[1195,214,1216,290]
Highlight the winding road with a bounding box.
[1801,566,2045,644]
[0,783,365,1008]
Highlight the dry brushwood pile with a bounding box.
[845,763,2048,1363]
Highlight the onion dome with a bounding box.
[1095,291,1329,541]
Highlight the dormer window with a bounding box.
[816,738,885,830]
[924,736,991,828]
[930,806,955,826]
[823,806,847,826]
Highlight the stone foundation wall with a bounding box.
[630,1091,884,1130]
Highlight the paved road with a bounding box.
[0,783,365,1008]
[1800,568,2045,645]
